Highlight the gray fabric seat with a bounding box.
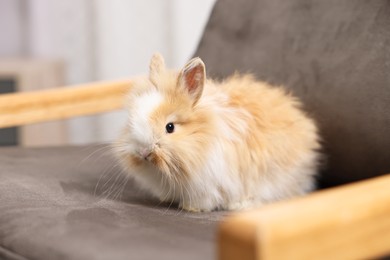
[0,145,225,260]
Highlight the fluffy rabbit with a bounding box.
[114,53,321,212]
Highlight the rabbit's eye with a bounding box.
[165,122,175,134]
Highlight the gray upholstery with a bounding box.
[0,146,225,260]
[196,0,390,188]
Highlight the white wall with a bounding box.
[0,0,216,145]
[0,0,26,56]
[170,0,216,67]
[93,0,216,142]
[93,0,174,143]
[26,0,99,144]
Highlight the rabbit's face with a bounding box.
[121,54,212,181]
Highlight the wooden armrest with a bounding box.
[218,174,390,260]
[0,79,135,128]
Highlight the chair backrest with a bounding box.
[195,0,390,188]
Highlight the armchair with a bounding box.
[1,0,389,259]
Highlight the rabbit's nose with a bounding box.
[139,148,152,160]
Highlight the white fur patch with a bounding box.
[130,90,163,145]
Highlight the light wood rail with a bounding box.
[218,174,390,260]
[0,79,134,128]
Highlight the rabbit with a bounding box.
[114,53,321,212]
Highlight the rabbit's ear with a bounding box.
[178,57,205,106]
[149,53,165,86]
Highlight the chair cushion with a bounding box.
[195,0,390,188]
[0,145,225,260]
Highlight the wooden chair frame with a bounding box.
[1,80,389,260]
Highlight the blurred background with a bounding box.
[0,0,216,147]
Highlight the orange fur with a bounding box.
[114,54,321,212]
